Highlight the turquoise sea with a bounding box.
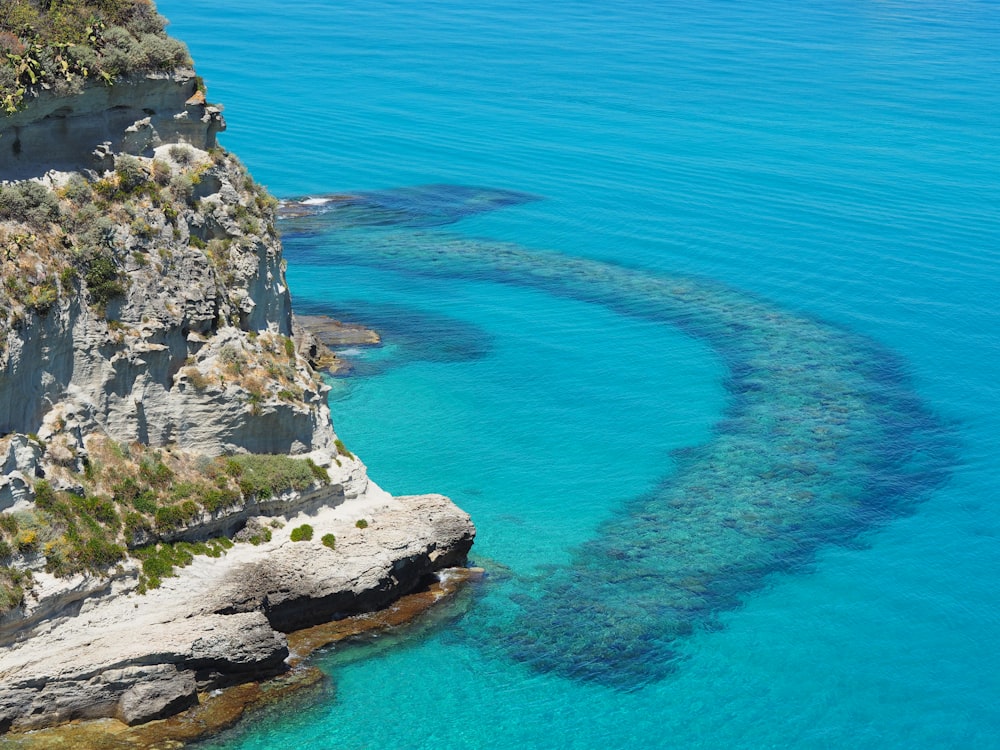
[157,1,1000,747]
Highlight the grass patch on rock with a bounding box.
[223,454,321,498]
[0,436,334,603]
[134,537,233,593]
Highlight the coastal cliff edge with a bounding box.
[0,7,474,733]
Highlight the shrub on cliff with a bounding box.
[0,180,60,228]
[114,154,148,193]
[223,454,323,498]
[153,500,198,531]
[200,486,240,514]
[133,537,232,592]
[28,479,135,577]
[334,439,354,460]
[132,31,187,69]
[83,253,125,310]
[46,440,328,573]
[305,457,330,483]
[0,566,28,613]
[73,536,126,572]
[139,453,174,486]
[290,524,313,542]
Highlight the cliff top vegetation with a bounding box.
[0,0,190,112]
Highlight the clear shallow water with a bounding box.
[156,0,1000,746]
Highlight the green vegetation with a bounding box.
[20,482,127,578]
[133,537,232,592]
[223,453,322,498]
[4,460,236,600]
[321,533,335,550]
[114,154,146,193]
[82,253,124,309]
[289,523,313,542]
[0,140,325,605]
[0,181,60,228]
[334,439,354,460]
[246,526,270,545]
[305,457,330,483]
[0,566,30,613]
[0,160,159,324]
[0,439,333,604]
[1,0,191,113]
[355,519,368,529]
[152,500,199,531]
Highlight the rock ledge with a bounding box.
[0,488,474,732]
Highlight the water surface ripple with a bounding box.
[281,192,953,689]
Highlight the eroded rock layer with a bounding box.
[0,70,224,181]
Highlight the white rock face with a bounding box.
[0,145,329,456]
[0,436,43,511]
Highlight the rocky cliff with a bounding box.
[0,41,474,734]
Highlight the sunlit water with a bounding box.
[155,0,1000,747]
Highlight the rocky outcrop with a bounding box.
[294,314,381,348]
[0,435,43,511]
[209,493,475,631]
[0,610,283,731]
[0,143,328,456]
[0,491,473,732]
[115,665,199,726]
[293,313,381,373]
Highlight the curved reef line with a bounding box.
[282,193,953,689]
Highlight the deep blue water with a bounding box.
[157,0,1000,747]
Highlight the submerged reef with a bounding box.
[280,185,953,690]
[295,299,493,377]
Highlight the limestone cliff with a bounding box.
[0,49,474,735]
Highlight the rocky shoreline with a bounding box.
[293,313,382,376]
[0,564,482,748]
[0,482,474,733]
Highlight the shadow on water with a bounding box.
[279,185,955,691]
